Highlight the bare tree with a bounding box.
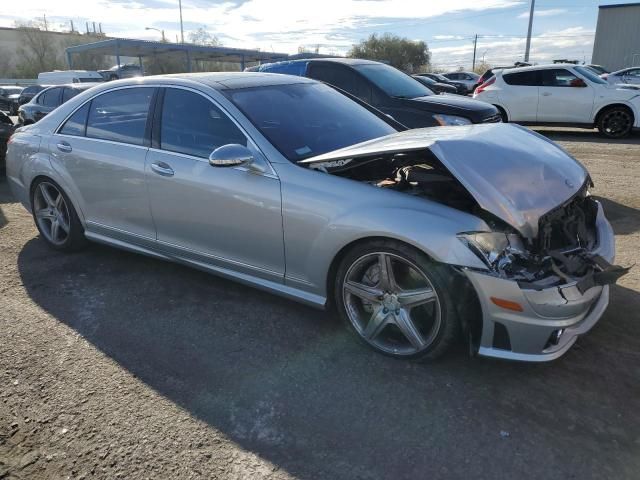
[188,27,220,47]
[14,21,66,77]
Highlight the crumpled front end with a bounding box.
[463,197,626,361]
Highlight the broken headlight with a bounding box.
[458,232,527,270]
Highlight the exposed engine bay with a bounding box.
[308,149,629,290]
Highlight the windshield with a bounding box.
[227,82,397,162]
[354,64,433,99]
[3,87,22,95]
[575,66,608,85]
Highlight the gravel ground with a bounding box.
[1,127,639,480]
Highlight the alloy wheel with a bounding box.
[33,182,71,246]
[602,109,632,137]
[342,252,442,356]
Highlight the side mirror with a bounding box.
[208,144,266,174]
[570,78,587,88]
[209,144,254,167]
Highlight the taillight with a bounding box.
[474,76,495,95]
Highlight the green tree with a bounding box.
[348,33,430,73]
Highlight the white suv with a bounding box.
[473,64,640,138]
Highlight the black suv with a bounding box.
[258,58,500,128]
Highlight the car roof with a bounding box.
[611,67,640,75]
[495,63,581,75]
[110,72,317,91]
[42,83,98,90]
[262,57,382,68]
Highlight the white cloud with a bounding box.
[430,27,595,70]
[517,8,567,19]
[433,35,466,40]
[1,0,523,53]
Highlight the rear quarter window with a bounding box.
[503,71,539,86]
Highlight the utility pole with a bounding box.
[524,0,535,62]
[43,14,48,31]
[472,34,478,70]
[178,0,184,43]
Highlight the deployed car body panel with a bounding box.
[302,123,588,239]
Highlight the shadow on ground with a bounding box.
[16,237,640,479]
[534,128,640,145]
[595,196,640,235]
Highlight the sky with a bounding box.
[2,0,639,69]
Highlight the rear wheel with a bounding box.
[31,178,87,252]
[334,239,459,361]
[598,106,633,138]
[494,105,508,123]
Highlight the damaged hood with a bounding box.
[301,123,589,239]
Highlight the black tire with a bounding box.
[9,104,17,116]
[109,74,118,81]
[334,239,460,361]
[495,105,508,123]
[598,106,634,139]
[30,178,87,252]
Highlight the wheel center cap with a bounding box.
[382,293,399,311]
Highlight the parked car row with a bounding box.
[5,72,627,362]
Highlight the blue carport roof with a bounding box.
[65,38,289,65]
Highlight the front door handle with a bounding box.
[150,162,174,177]
[57,141,72,153]
[541,92,552,96]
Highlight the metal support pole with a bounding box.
[115,40,121,68]
[178,0,185,43]
[524,0,535,62]
[472,34,478,70]
[186,50,192,72]
[138,55,144,73]
[67,50,73,69]
[240,54,245,71]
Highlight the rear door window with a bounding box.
[62,87,81,103]
[40,88,62,107]
[86,87,154,146]
[160,88,246,159]
[503,71,540,86]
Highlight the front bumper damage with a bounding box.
[465,202,627,362]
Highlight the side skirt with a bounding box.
[84,230,328,310]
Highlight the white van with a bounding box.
[37,70,104,85]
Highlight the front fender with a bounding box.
[300,205,489,298]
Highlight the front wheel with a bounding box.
[334,240,460,361]
[598,107,634,138]
[31,178,87,251]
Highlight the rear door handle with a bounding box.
[57,141,72,153]
[150,162,174,177]
[541,92,552,96]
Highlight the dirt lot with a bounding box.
[1,128,639,480]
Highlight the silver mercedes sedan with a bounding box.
[5,73,627,362]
